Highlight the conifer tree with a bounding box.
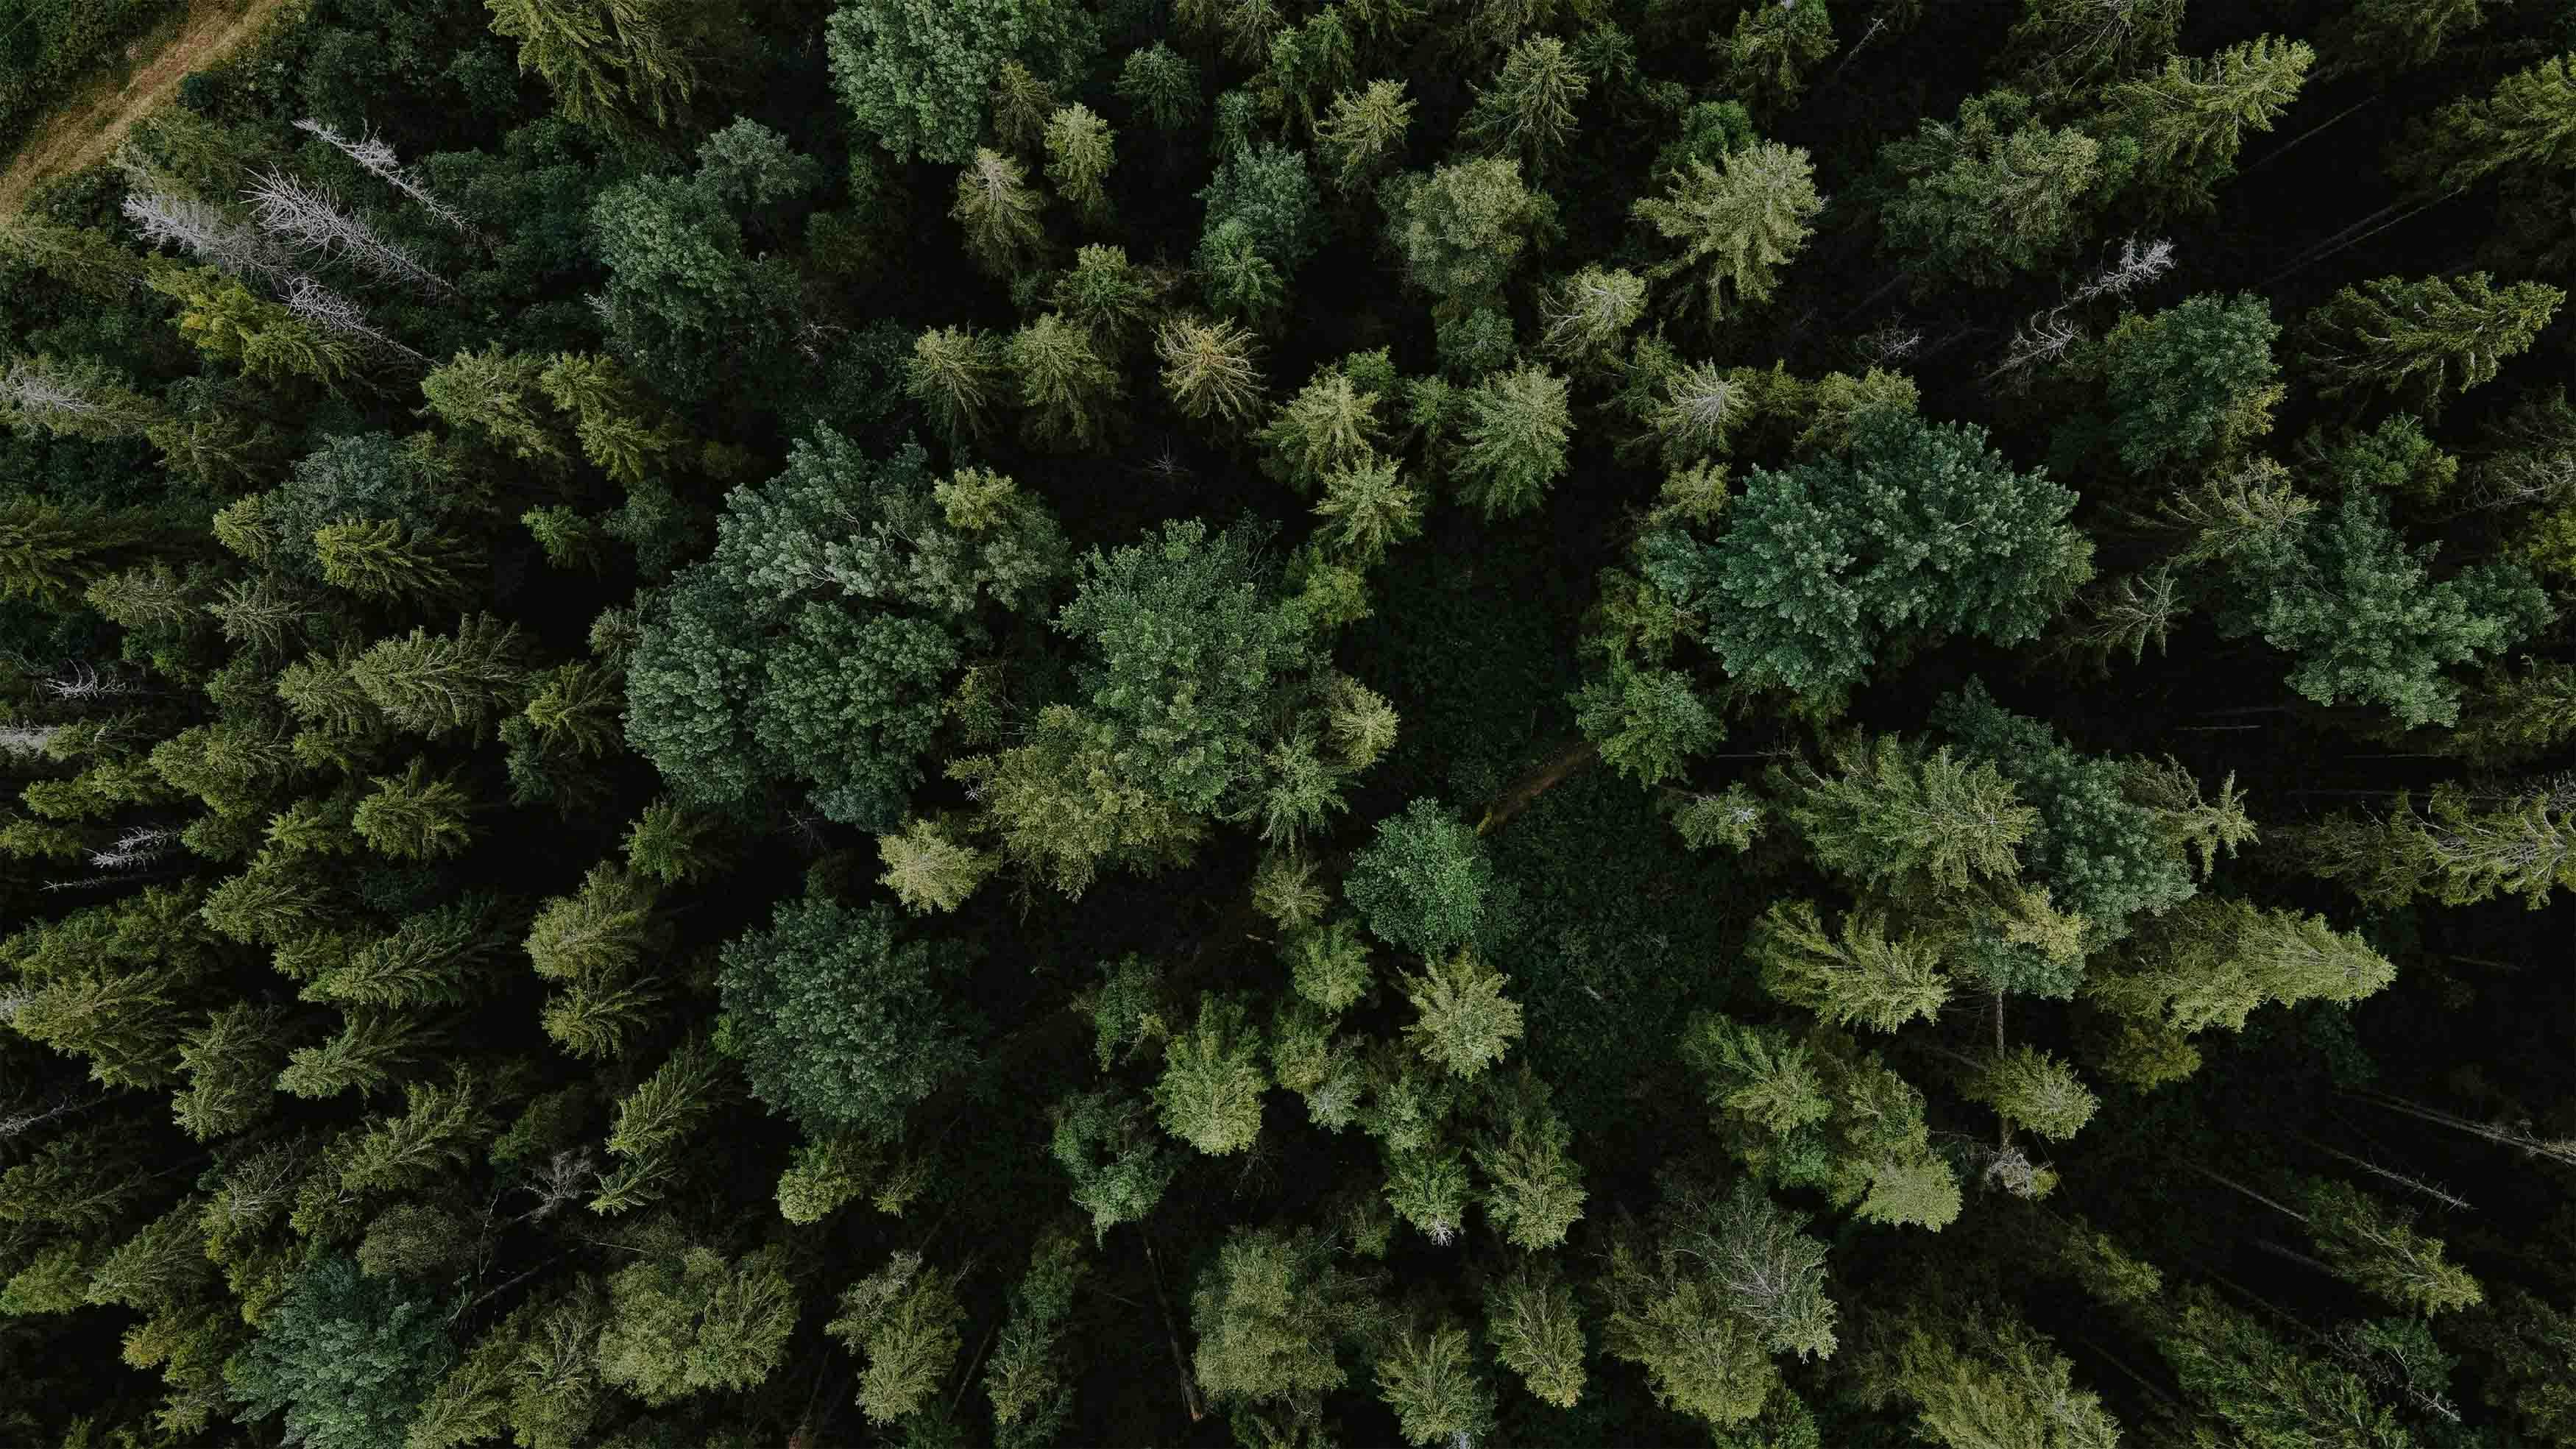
[1454,364,1572,520]
[907,325,1005,443]
[1259,368,1384,492]
[350,615,530,739]
[350,759,477,860]
[990,58,1060,153]
[1116,42,1203,130]
[1880,91,2120,286]
[486,0,699,132]
[1316,80,1415,194]
[1719,0,1834,114]
[595,1245,798,1403]
[1967,1046,2098,1142]
[1157,315,1269,431]
[1536,264,1647,370]
[418,347,565,467]
[1043,104,1117,226]
[1635,141,1821,324]
[1380,156,1557,313]
[829,1251,965,1423]
[1401,948,1524,1080]
[874,815,997,913]
[1314,451,1423,564]
[1050,1088,1178,1238]
[1008,312,1124,451]
[1485,1265,1585,1408]
[1473,1071,1585,1249]
[1465,36,1588,174]
[314,519,481,606]
[0,499,164,605]
[2301,272,2565,407]
[2393,54,2576,194]
[2103,35,2313,213]
[1376,1317,1498,1448]
[2302,1178,2485,1317]
[953,149,1050,277]
[174,1002,291,1139]
[1780,735,2036,892]
[1189,1226,1372,1409]
[1153,993,1268,1155]
[1750,900,1952,1033]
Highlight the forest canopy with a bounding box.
[0,0,2571,1446]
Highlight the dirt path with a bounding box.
[0,0,294,216]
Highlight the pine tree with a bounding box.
[596,1245,799,1403]
[2103,35,2313,213]
[1259,368,1385,493]
[1750,900,1951,1033]
[1454,364,1572,520]
[1536,265,1646,370]
[1601,1230,1780,1430]
[1376,1318,1498,1448]
[486,0,699,132]
[350,758,477,860]
[1465,37,1588,174]
[1317,80,1415,194]
[1484,1265,1585,1408]
[524,862,665,982]
[521,662,624,758]
[339,1069,496,1194]
[907,325,1005,443]
[1879,91,2117,287]
[829,1251,966,1423]
[308,898,509,1008]
[350,615,531,739]
[1400,948,1524,1080]
[2302,272,2564,407]
[1314,451,1423,564]
[1967,1046,2098,1141]
[174,1002,291,1139]
[1043,104,1117,226]
[2394,54,2576,194]
[1156,315,1268,430]
[952,149,1049,277]
[276,1008,439,1099]
[1719,0,1834,114]
[1473,1071,1585,1248]
[1189,1226,1370,1409]
[419,347,567,466]
[0,499,163,605]
[1632,141,1821,323]
[990,58,1060,153]
[984,1230,1088,1445]
[1380,155,1558,313]
[1780,735,2036,891]
[2302,1178,2485,1316]
[1153,993,1268,1155]
[1008,312,1124,451]
[1050,1088,1178,1237]
[1116,42,1203,130]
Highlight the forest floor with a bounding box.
[0,0,291,215]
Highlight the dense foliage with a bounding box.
[0,0,2570,1445]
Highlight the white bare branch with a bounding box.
[283,274,431,364]
[120,189,291,283]
[247,169,453,294]
[295,118,473,233]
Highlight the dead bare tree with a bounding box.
[119,188,291,284]
[294,118,473,233]
[247,170,454,295]
[283,275,432,365]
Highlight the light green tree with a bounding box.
[1632,141,1821,323]
[2301,272,2564,407]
